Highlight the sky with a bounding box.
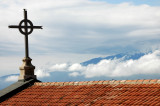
[0,0,160,86]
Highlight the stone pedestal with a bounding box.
[18,57,36,81]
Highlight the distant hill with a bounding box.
[0,74,19,90]
[0,74,19,80]
[81,53,145,66]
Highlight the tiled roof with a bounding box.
[1,79,160,105]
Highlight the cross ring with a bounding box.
[19,19,33,35]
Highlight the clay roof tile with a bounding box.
[1,79,160,105]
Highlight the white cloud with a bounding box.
[1,0,160,56]
[40,50,160,78]
[5,75,18,82]
[68,63,85,71]
[82,50,160,78]
[49,63,68,71]
[48,50,160,78]
[0,56,21,76]
[69,72,80,77]
[4,50,159,79]
[128,28,160,37]
[35,69,50,78]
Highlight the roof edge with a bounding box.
[34,79,160,86]
[0,78,41,103]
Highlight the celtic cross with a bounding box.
[9,9,42,58]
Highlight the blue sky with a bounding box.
[0,0,160,88]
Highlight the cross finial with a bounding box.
[9,9,42,58]
[8,9,42,81]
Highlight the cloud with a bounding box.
[35,69,50,78]
[3,50,160,81]
[47,50,160,78]
[128,28,160,37]
[69,72,80,77]
[1,0,160,56]
[3,69,50,81]
[5,75,18,82]
[68,63,85,71]
[49,63,68,71]
[81,50,160,78]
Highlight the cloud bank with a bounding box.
[35,69,50,78]
[40,50,160,78]
[4,69,50,82]
[0,0,160,56]
[5,75,18,82]
[3,50,160,82]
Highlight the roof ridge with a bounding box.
[34,79,160,86]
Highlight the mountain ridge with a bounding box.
[81,53,145,66]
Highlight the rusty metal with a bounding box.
[9,9,42,58]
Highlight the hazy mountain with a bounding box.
[81,53,145,66]
[0,74,19,90]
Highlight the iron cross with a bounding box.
[9,9,42,58]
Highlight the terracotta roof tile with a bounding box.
[143,79,151,84]
[136,79,144,84]
[78,81,84,85]
[72,82,78,85]
[63,82,70,86]
[87,81,94,85]
[82,81,89,85]
[102,80,109,84]
[150,79,158,83]
[1,79,160,105]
